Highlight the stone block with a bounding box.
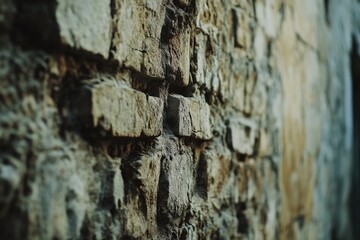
[79,80,163,137]
[232,8,252,49]
[198,147,233,200]
[158,146,194,220]
[192,32,223,94]
[193,33,207,86]
[56,0,112,58]
[15,0,112,58]
[166,153,192,215]
[227,117,259,155]
[167,94,212,140]
[168,28,191,87]
[112,0,166,79]
[258,129,272,157]
[231,62,257,114]
[122,151,161,237]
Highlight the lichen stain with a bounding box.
[276,7,318,239]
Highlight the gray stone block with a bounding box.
[79,80,163,137]
[165,153,193,216]
[56,0,112,58]
[232,8,252,49]
[167,94,212,140]
[112,0,166,79]
[157,143,194,221]
[168,28,191,87]
[227,117,258,155]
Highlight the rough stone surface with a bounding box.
[78,79,163,137]
[12,0,112,58]
[227,117,259,155]
[157,136,194,224]
[167,23,191,87]
[167,94,212,139]
[112,0,166,78]
[0,0,359,239]
[55,0,112,58]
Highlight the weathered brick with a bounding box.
[192,31,224,94]
[122,151,161,237]
[226,117,258,155]
[166,153,192,214]
[56,0,112,58]
[167,94,212,140]
[232,8,253,49]
[168,27,191,87]
[157,143,194,221]
[79,80,163,137]
[14,0,112,58]
[112,0,166,78]
[231,62,257,113]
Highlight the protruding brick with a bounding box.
[16,0,112,58]
[56,0,112,58]
[112,0,166,78]
[167,94,212,140]
[79,80,163,137]
[227,117,259,155]
[168,28,191,87]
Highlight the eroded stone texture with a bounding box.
[0,0,359,239]
[112,0,166,78]
[164,3,192,87]
[158,146,194,222]
[233,8,253,49]
[122,150,161,238]
[227,117,259,155]
[55,0,112,58]
[167,94,212,139]
[13,0,112,58]
[168,27,191,86]
[79,79,163,137]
